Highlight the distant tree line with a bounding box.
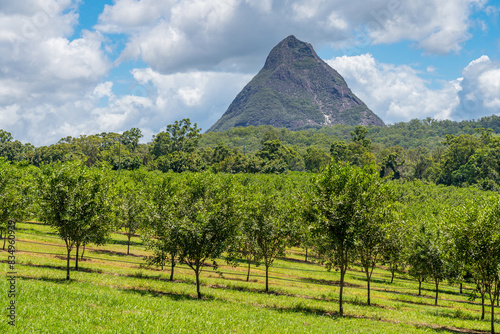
[4,115,500,190]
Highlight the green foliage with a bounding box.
[115,171,149,254]
[151,119,201,158]
[0,159,35,248]
[330,140,375,167]
[37,161,114,279]
[0,129,13,144]
[257,136,305,172]
[153,151,205,173]
[143,173,180,279]
[407,225,448,305]
[312,161,392,315]
[121,127,143,152]
[350,125,372,149]
[303,146,329,172]
[173,172,240,298]
[240,176,298,291]
[449,198,500,332]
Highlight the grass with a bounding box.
[0,222,496,333]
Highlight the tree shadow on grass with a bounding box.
[108,239,143,247]
[18,261,103,274]
[277,256,319,265]
[271,303,339,318]
[356,277,389,285]
[425,309,481,322]
[416,324,489,334]
[205,279,387,309]
[265,303,390,322]
[20,275,73,284]
[90,248,143,258]
[120,286,215,301]
[300,276,363,288]
[21,221,46,226]
[387,288,484,309]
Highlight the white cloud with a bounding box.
[427,66,436,73]
[128,68,253,135]
[454,55,500,119]
[95,0,486,74]
[93,82,114,99]
[0,0,111,145]
[326,54,461,123]
[0,105,21,128]
[96,0,170,33]
[328,53,500,124]
[368,0,482,54]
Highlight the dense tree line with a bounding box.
[4,115,500,189]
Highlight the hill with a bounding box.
[208,35,384,132]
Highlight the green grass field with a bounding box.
[0,222,494,333]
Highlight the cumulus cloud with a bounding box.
[96,0,487,73]
[0,0,111,145]
[326,54,461,123]
[327,53,500,124]
[454,55,500,120]
[128,68,253,137]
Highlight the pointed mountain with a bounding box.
[208,35,384,132]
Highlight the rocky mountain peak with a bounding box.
[208,36,385,132]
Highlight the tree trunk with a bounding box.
[482,293,485,320]
[169,253,175,281]
[246,259,251,282]
[66,248,71,280]
[81,243,85,259]
[161,251,164,270]
[391,268,395,284]
[305,248,308,262]
[491,297,495,334]
[365,266,371,306]
[75,243,80,270]
[127,234,131,255]
[339,267,346,316]
[265,264,269,293]
[460,282,463,294]
[418,279,422,296]
[195,268,201,299]
[434,279,439,306]
[1,230,5,250]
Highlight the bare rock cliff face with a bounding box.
[208,35,385,132]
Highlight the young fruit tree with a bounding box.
[407,225,448,306]
[242,176,296,292]
[450,198,500,334]
[0,160,33,249]
[143,174,180,280]
[115,172,149,255]
[311,161,393,315]
[174,172,240,299]
[37,162,113,280]
[356,183,395,306]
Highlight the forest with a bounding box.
[3,116,500,332]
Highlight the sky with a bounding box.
[1,0,499,146]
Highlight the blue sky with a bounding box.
[0,0,499,145]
